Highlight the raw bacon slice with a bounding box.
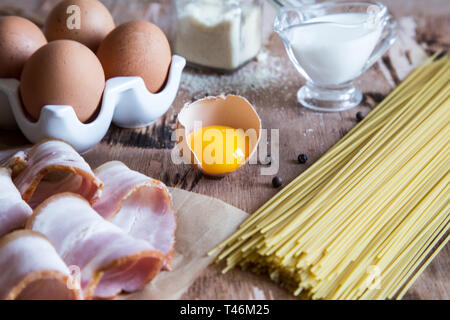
[27,193,164,299]
[94,161,176,270]
[0,168,32,237]
[0,230,81,300]
[12,139,102,208]
[0,148,28,178]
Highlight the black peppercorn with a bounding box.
[356,112,364,122]
[371,92,384,103]
[297,153,308,164]
[272,176,283,188]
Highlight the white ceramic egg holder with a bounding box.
[0,55,186,153]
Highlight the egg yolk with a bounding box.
[187,125,250,175]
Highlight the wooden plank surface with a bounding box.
[0,0,449,300]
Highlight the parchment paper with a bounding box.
[118,187,249,300]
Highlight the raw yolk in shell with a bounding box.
[187,125,250,175]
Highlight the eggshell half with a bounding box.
[97,21,172,94]
[176,95,262,177]
[0,16,47,79]
[20,40,105,123]
[45,0,115,52]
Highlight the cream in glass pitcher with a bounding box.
[274,1,397,112]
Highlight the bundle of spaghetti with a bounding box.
[210,55,450,300]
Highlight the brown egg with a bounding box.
[20,40,105,123]
[0,16,47,79]
[97,21,171,93]
[45,0,115,52]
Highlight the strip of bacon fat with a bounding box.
[0,168,32,237]
[11,140,102,208]
[27,193,164,299]
[94,161,176,270]
[0,230,81,300]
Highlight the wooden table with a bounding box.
[1,0,449,300]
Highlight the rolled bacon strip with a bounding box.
[0,148,28,177]
[94,161,176,270]
[12,139,102,208]
[0,168,32,237]
[0,230,81,300]
[27,193,164,299]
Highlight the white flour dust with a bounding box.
[179,49,291,96]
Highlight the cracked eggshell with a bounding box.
[176,95,262,177]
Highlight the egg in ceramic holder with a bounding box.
[177,95,262,177]
[0,55,186,153]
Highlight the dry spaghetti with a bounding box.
[210,55,450,300]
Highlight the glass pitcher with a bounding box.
[274,1,397,112]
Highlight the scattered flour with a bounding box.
[179,49,290,96]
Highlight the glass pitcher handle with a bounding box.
[273,7,303,35]
[364,14,397,71]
